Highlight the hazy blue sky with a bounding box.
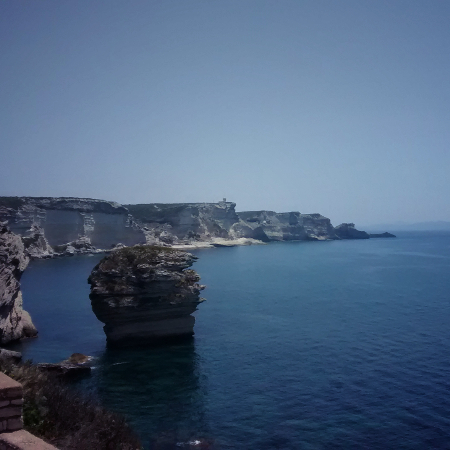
[1,1,449,225]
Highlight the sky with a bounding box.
[1,1,449,226]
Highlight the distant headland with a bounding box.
[0,196,395,259]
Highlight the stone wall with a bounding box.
[0,373,22,433]
[0,372,57,450]
[0,430,57,450]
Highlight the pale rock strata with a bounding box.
[1,197,378,252]
[128,203,340,245]
[0,224,37,344]
[231,211,337,241]
[126,201,239,242]
[0,197,145,249]
[88,246,205,347]
[21,225,54,259]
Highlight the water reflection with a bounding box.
[90,341,215,449]
[18,255,216,448]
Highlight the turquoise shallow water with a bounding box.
[13,232,450,449]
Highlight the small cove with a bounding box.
[12,233,450,449]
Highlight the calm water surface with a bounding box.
[14,232,450,449]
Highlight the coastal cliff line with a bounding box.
[0,196,394,258]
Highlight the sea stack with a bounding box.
[0,223,38,344]
[88,245,205,347]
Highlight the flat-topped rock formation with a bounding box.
[0,223,37,344]
[0,196,129,214]
[88,245,205,347]
[232,211,337,241]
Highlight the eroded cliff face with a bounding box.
[1,197,375,251]
[21,224,54,258]
[231,211,337,241]
[0,197,146,254]
[88,246,205,347]
[0,224,37,344]
[128,203,342,243]
[126,201,240,242]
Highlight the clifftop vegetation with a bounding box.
[92,245,195,274]
[0,360,142,450]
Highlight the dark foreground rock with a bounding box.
[37,362,91,378]
[0,223,38,344]
[37,353,93,378]
[334,223,370,239]
[88,246,205,347]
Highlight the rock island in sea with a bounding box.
[88,245,205,347]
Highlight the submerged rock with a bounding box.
[37,353,93,378]
[88,246,205,347]
[0,223,38,344]
[64,352,92,364]
[53,235,99,256]
[38,363,91,378]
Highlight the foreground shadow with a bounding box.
[90,340,218,449]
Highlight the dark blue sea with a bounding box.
[12,232,450,449]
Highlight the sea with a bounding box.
[10,231,450,449]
